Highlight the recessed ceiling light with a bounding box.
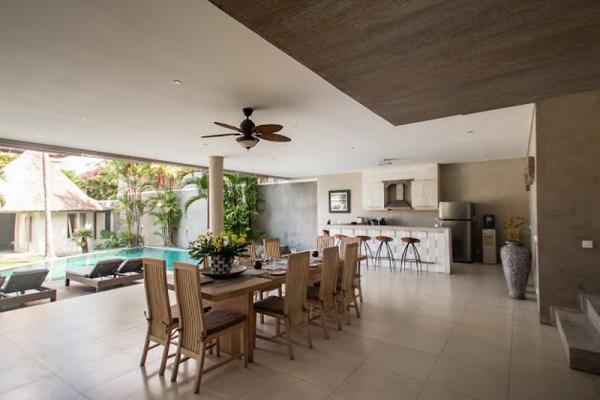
[36,134,42,139]
[172,79,182,85]
[468,130,475,135]
[351,147,356,150]
[81,116,87,121]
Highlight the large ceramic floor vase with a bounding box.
[500,242,531,299]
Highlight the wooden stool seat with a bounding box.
[356,235,371,241]
[400,237,422,273]
[375,236,393,243]
[401,237,420,244]
[374,236,395,269]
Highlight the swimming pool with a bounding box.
[0,247,198,281]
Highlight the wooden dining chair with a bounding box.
[316,235,334,253]
[307,246,342,339]
[338,242,361,324]
[238,243,257,264]
[254,251,312,360]
[339,237,364,304]
[263,237,281,260]
[140,258,179,376]
[171,263,248,394]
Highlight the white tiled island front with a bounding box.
[325,224,453,273]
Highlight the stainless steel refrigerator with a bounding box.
[439,202,473,263]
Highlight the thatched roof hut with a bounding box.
[0,151,103,213]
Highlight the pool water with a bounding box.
[0,247,198,281]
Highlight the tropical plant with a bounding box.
[0,152,15,169]
[94,230,127,250]
[223,174,264,241]
[188,232,248,264]
[0,165,6,208]
[504,216,526,243]
[71,227,93,253]
[149,188,182,247]
[62,161,120,200]
[180,171,208,214]
[117,162,154,247]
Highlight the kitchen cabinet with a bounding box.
[362,182,385,210]
[411,179,438,209]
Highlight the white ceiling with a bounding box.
[0,0,534,178]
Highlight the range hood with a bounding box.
[384,180,412,209]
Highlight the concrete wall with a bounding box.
[255,181,317,251]
[22,211,93,256]
[536,89,600,324]
[440,159,530,260]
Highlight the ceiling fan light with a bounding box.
[237,136,259,150]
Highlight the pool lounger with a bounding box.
[65,258,144,292]
[0,269,57,311]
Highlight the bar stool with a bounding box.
[374,236,395,269]
[355,235,373,268]
[334,234,347,247]
[400,237,422,273]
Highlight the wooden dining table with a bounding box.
[167,257,330,362]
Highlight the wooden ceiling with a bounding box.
[209,0,600,125]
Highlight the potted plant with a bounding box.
[71,228,93,253]
[188,232,248,274]
[500,216,531,299]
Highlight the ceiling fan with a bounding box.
[201,107,291,150]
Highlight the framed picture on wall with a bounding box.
[329,190,351,213]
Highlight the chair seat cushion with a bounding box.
[67,266,96,278]
[307,285,320,301]
[204,310,246,336]
[254,295,284,315]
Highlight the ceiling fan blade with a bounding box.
[257,132,291,142]
[201,133,241,138]
[214,122,242,132]
[253,124,283,134]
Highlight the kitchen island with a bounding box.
[324,224,452,273]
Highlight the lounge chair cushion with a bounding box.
[67,259,122,279]
[117,258,143,274]
[254,295,284,315]
[1,269,49,294]
[204,310,246,336]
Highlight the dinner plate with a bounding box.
[199,265,247,280]
[268,270,286,276]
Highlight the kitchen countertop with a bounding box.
[325,224,449,232]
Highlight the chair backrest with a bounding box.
[284,251,310,326]
[174,262,208,353]
[238,243,256,264]
[341,243,358,301]
[117,258,143,274]
[2,269,49,293]
[316,235,334,252]
[263,238,281,260]
[319,246,339,312]
[142,258,173,341]
[339,237,361,259]
[90,258,122,278]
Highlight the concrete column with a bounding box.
[208,156,224,233]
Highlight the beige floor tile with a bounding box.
[0,374,83,400]
[415,303,466,321]
[281,344,364,390]
[365,343,437,381]
[509,353,599,400]
[335,365,423,400]
[450,323,512,350]
[438,337,510,373]
[340,318,395,341]
[417,383,478,400]
[428,359,509,400]
[511,327,566,362]
[241,372,331,400]
[0,353,53,395]
[385,325,448,355]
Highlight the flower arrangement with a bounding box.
[188,232,248,265]
[503,216,526,244]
